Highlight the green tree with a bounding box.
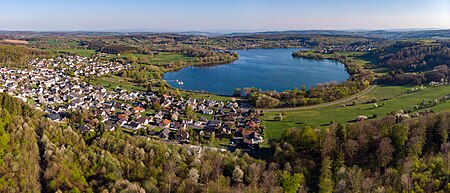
[209,132,215,145]
[185,105,196,120]
[319,157,334,193]
[173,89,181,97]
[146,83,152,92]
[301,84,307,91]
[159,86,166,94]
[127,55,138,64]
[232,166,244,184]
[377,137,394,170]
[391,124,409,159]
[233,88,242,97]
[300,126,318,148]
[153,103,161,111]
[280,171,304,193]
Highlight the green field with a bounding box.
[179,90,233,102]
[56,49,197,65]
[100,52,197,65]
[298,50,388,75]
[262,85,450,139]
[90,75,146,92]
[90,74,233,102]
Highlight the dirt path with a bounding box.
[259,85,377,112]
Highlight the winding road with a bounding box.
[259,84,377,112]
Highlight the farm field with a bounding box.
[262,85,450,139]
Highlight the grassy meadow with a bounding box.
[262,85,450,139]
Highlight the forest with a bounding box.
[0,93,301,193]
[3,77,450,192]
[0,44,53,68]
[373,41,450,85]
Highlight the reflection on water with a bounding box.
[163,48,349,95]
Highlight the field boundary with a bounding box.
[260,84,377,112]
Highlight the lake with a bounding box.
[163,48,349,95]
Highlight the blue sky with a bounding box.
[0,0,449,31]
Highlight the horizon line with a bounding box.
[0,28,449,34]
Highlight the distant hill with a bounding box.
[1,29,449,39]
[229,29,450,39]
[0,44,51,67]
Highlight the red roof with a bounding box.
[242,130,254,136]
[162,119,171,125]
[133,106,145,112]
[117,114,127,119]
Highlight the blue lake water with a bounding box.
[163,48,349,95]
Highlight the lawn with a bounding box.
[99,52,197,65]
[179,91,233,102]
[262,85,450,139]
[90,75,146,92]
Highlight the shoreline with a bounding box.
[162,47,353,96]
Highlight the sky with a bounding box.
[0,0,449,32]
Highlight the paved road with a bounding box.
[259,85,377,112]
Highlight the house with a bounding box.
[202,108,214,115]
[245,131,264,144]
[147,130,158,136]
[173,122,187,131]
[183,119,194,125]
[133,106,145,114]
[117,113,127,120]
[160,119,171,129]
[159,128,171,139]
[161,101,171,108]
[207,120,222,130]
[176,130,190,143]
[154,112,164,119]
[48,113,61,121]
[117,118,128,126]
[114,102,124,109]
[78,125,91,134]
[104,124,116,131]
[251,118,261,124]
[96,109,107,117]
[231,130,245,145]
[171,112,179,121]
[233,131,244,140]
[123,122,141,130]
[136,116,151,126]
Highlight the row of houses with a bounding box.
[0,54,265,150]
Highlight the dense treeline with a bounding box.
[373,41,450,85]
[0,93,307,192]
[4,82,450,192]
[273,111,450,192]
[248,53,373,108]
[0,93,40,192]
[0,44,52,68]
[373,41,450,72]
[291,51,326,60]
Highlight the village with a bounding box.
[0,54,265,151]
